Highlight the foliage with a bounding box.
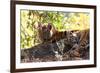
[21,10,90,49]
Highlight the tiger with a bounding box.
[68,29,90,59]
[79,29,89,49]
[36,23,90,59]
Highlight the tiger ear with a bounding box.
[38,22,42,27]
[47,23,52,30]
[34,22,42,30]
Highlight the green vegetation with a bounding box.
[21,10,90,49]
